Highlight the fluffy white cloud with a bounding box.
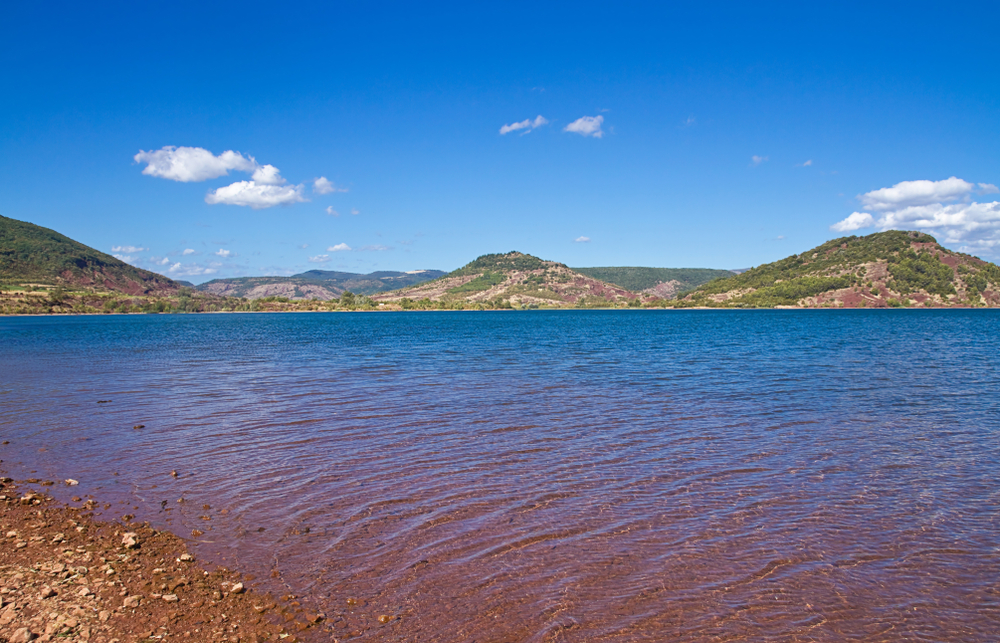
[829,176,1000,255]
[328,243,351,252]
[313,177,347,194]
[158,257,171,265]
[182,249,195,255]
[112,245,146,253]
[859,176,976,211]
[205,181,307,209]
[134,146,256,182]
[250,164,286,185]
[113,254,137,264]
[830,212,875,232]
[564,115,604,138]
[308,255,331,263]
[751,155,768,166]
[167,262,218,277]
[326,206,339,216]
[574,236,591,243]
[215,249,232,257]
[350,208,360,215]
[499,115,549,135]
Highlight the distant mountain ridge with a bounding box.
[197,269,447,300]
[571,266,734,299]
[0,214,179,294]
[675,230,1000,308]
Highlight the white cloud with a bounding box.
[112,245,146,253]
[499,115,549,135]
[564,115,604,138]
[350,208,360,215]
[215,249,232,257]
[829,176,1000,255]
[308,255,331,263]
[683,116,696,127]
[250,164,286,185]
[574,236,591,243]
[299,244,309,249]
[859,176,976,211]
[158,257,170,265]
[167,262,218,277]
[205,181,307,209]
[113,254,137,265]
[328,243,351,252]
[182,248,195,255]
[134,146,256,182]
[358,244,390,251]
[326,206,339,216]
[313,177,347,194]
[751,155,768,166]
[799,160,813,167]
[831,212,876,232]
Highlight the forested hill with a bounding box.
[0,214,179,294]
[674,230,1000,308]
[376,251,640,308]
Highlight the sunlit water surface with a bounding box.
[2,310,999,641]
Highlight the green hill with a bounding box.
[0,214,179,294]
[675,230,1000,308]
[571,267,734,298]
[377,251,641,308]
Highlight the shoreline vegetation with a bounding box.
[0,473,342,643]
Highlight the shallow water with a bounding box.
[2,310,999,641]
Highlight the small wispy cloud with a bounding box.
[751,155,769,166]
[308,255,331,263]
[682,116,696,127]
[499,115,549,135]
[798,159,813,167]
[326,206,339,217]
[574,236,591,243]
[113,254,137,264]
[299,244,309,249]
[158,257,171,265]
[167,262,218,277]
[313,177,347,194]
[215,249,232,258]
[358,244,391,251]
[182,248,195,255]
[328,243,351,252]
[350,208,360,215]
[112,245,146,253]
[564,115,604,138]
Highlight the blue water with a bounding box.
[2,310,999,641]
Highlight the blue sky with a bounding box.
[2,1,998,283]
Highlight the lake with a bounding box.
[1,310,998,641]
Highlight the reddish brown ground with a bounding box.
[0,476,339,643]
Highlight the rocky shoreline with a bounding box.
[0,476,332,643]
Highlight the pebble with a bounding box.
[162,593,179,602]
[121,532,139,549]
[179,553,194,562]
[231,582,245,594]
[65,479,79,486]
[9,627,37,642]
[133,425,145,429]
[122,596,140,608]
[39,586,57,599]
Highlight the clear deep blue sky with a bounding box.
[2,1,998,282]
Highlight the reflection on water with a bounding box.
[2,310,999,641]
